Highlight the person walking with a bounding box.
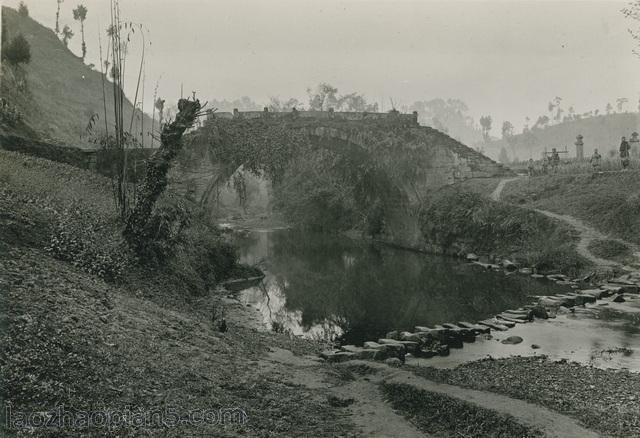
[590,148,602,172]
[527,158,535,177]
[620,136,631,169]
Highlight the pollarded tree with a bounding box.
[72,4,88,59]
[61,24,73,47]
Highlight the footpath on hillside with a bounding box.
[492,176,640,270]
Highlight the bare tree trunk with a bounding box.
[123,99,201,250]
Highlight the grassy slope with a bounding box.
[419,185,590,276]
[502,171,640,245]
[408,356,640,437]
[484,113,640,161]
[1,6,153,147]
[0,150,352,436]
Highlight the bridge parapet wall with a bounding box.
[209,108,419,126]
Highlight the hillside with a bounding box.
[1,6,153,148]
[484,113,640,162]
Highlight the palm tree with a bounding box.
[61,24,73,47]
[55,0,64,34]
[72,4,88,60]
[155,98,165,128]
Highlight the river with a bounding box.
[235,229,571,344]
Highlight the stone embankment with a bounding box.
[320,256,640,364]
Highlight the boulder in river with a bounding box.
[502,259,518,270]
[466,253,479,261]
[501,336,524,345]
[613,295,626,303]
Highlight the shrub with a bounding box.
[47,202,131,282]
[3,33,31,65]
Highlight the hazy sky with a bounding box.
[6,0,640,134]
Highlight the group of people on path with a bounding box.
[526,136,634,176]
[589,136,631,171]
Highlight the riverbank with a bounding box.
[0,150,355,436]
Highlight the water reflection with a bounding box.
[237,230,570,345]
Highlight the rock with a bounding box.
[466,253,479,261]
[557,305,572,314]
[531,274,545,279]
[613,295,626,303]
[531,344,541,349]
[414,326,432,332]
[501,336,524,345]
[384,357,403,367]
[502,259,518,270]
[530,304,549,319]
[518,268,533,275]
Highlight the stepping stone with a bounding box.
[575,293,597,304]
[478,319,509,331]
[498,314,528,324]
[320,351,355,363]
[580,289,606,299]
[341,345,362,353]
[608,283,639,294]
[399,331,422,342]
[457,321,491,334]
[363,341,382,349]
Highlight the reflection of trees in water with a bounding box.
[259,230,569,344]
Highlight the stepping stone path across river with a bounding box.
[320,266,640,364]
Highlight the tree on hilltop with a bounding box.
[55,0,64,34]
[61,25,73,47]
[479,115,492,142]
[18,1,29,17]
[73,4,88,60]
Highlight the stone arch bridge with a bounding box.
[174,108,512,205]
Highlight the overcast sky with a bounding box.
[6,0,640,134]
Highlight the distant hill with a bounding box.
[1,6,153,148]
[484,112,640,162]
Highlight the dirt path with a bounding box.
[490,176,521,201]
[263,348,601,437]
[493,176,640,269]
[350,361,599,438]
[262,348,427,437]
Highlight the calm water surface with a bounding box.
[236,230,571,345]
